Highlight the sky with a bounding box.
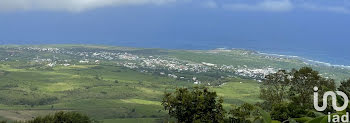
[0,0,349,64]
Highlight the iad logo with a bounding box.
[313,86,349,122]
[313,86,348,111]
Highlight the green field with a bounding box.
[0,63,261,121]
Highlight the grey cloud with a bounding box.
[222,0,294,12]
[0,0,176,12]
[301,4,350,14]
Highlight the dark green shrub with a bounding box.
[27,111,93,123]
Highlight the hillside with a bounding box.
[0,45,348,122]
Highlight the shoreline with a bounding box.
[0,43,349,69]
[257,51,350,69]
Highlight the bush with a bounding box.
[229,103,254,123]
[27,111,93,123]
[162,87,226,123]
[270,102,307,122]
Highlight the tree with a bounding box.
[270,102,307,122]
[162,87,226,123]
[3,111,95,123]
[260,70,290,106]
[261,67,335,109]
[30,111,93,123]
[229,103,254,123]
[260,67,336,121]
[337,79,350,113]
[288,67,336,107]
[338,79,350,96]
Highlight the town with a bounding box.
[0,46,279,84]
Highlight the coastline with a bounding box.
[257,51,350,69]
[0,43,349,69]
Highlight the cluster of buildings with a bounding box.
[2,47,280,83]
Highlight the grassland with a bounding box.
[0,63,261,122]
